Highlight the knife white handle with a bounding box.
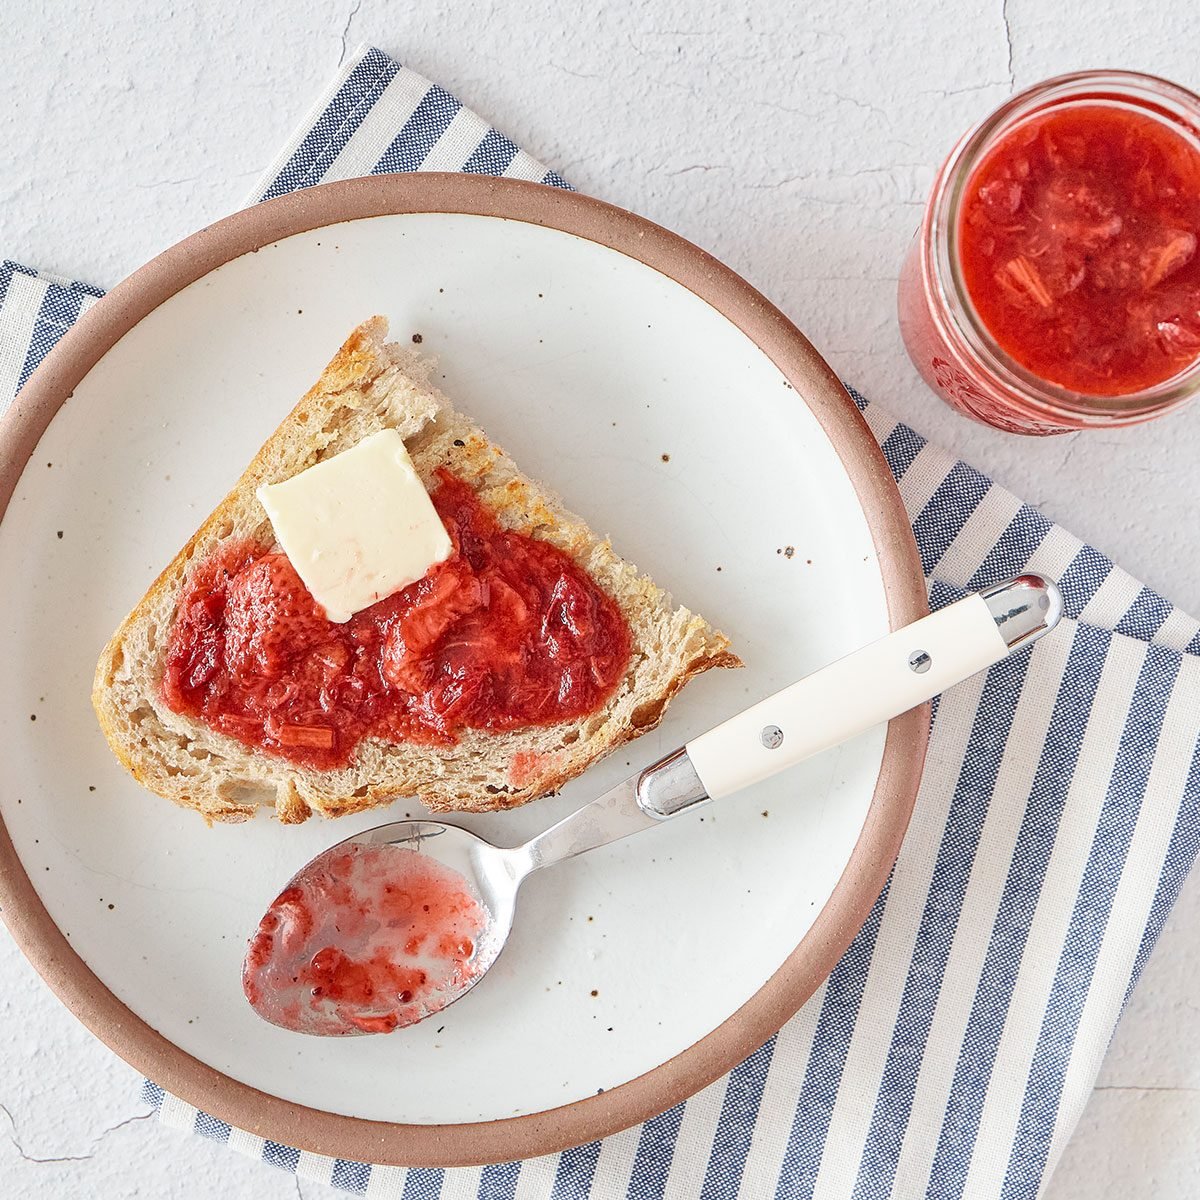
[676,575,1062,804]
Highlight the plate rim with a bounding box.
[0,173,928,1166]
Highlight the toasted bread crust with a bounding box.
[93,318,739,824]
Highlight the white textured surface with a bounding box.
[2,1,1198,1196]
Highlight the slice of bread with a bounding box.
[93,317,739,825]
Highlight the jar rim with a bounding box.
[924,69,1200,425]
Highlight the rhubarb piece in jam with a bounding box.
[162,469,633,768]
[243,842,488,1035]
[959,104,1200,395]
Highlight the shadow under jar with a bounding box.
[899,70,1200,434]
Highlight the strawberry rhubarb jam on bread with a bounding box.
[93,317,739,824]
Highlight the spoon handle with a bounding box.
[682,574,1062,804]
[517,774,662,874]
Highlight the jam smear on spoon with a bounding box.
[243,841,489,1036]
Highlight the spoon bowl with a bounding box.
[243,819,522,1035]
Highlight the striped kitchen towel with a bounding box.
[5,45,1200,1200]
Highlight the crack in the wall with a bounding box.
[337,0,364,68]
[921,82,1009,99]
[809,275,901,284]
[1002,0,1015,88]
[133,176,202,189]
[546,62,601,80]
[749,98,820,119]
[0,1102,154,1168]
[102,1112,157,1138]
[1047,432,1083,477]
[1094,1085,1200,1094]
[829,91,890,122]
[746,165,924,188]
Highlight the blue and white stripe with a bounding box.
[0,260,103,402]
[6,44,1200,1200]
[250,48,565,205]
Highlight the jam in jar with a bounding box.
[899,71,1200,433]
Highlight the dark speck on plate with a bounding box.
[29,714,35,721]
[412,333,423,344]
[437,1025,445,1033]
[661,453,670,463]
[784,546,795,559]
[762,810,769,818]
[590,989,598,997]
[452,439,465,448]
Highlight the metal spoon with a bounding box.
[245,574,1063,1035]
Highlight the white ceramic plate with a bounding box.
[0,176,925,1163]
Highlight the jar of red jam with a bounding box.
[899,71,1200,434]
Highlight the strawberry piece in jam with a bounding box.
[162,469,632,768]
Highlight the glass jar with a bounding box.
[898,70,1200,435]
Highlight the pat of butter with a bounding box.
[256,430,452,623]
